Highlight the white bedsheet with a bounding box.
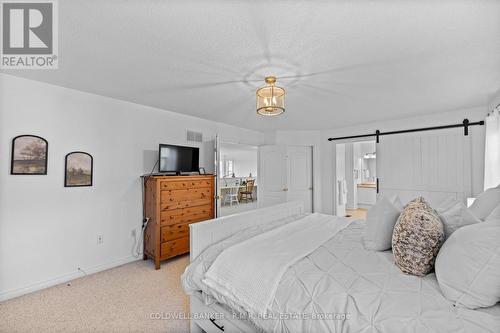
[182,219,500,333]
[203,213,353,315]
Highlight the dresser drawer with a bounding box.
[161,196,212,211]
[160,205,213,226]
[160,237,189,258]
[161,188,211,203]
[160,179,212,190]
[161,222,189,242]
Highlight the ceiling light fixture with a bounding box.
[256,76,285,116]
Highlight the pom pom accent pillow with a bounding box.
[437,201,481,239]
[392,197,444,276]
[363,195,403,251]
[469,187,500,220]
[435,221,500,309]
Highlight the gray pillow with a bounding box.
[392,197,444,276]
[437,201,481,239]
[435,221,500,309]
[469,188,500,220]
[485,203,500,222]
[363,195,402,251]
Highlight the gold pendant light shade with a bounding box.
[256,76,285,116]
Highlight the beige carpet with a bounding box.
[0,255,190,333]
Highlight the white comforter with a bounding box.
[182,215,500,333]
[203,213,353,315]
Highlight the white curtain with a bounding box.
[484,106,500,190]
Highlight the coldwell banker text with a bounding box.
[1,0,58,69]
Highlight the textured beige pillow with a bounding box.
[392,197,444,276]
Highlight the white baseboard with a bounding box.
[0,255,140,302]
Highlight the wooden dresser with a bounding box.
[143,175,214,269]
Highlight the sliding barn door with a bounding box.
[258,145,287,207]
[377,130,472,205]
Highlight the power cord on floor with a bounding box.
[133,159,157,258]
[132,218,149,258]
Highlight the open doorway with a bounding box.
[219,142,258,216]
[335,140,376,220]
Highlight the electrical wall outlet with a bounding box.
[97,234,104,244]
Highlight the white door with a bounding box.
[376,129,472,206]
[258,145,287,207]
[258,145,313,212]
[286,146,313,212]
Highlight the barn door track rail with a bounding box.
[327,119,485,143]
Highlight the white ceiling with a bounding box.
[4,0,500,131]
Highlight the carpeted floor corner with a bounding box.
[0,255,190,333]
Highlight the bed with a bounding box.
[182,202,500,333]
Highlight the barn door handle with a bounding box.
[209,317,224,331]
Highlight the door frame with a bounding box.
[214,134,221,218]
[332,139,377,217]
[215,137,260,216]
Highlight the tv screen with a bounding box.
[159,144,199,173]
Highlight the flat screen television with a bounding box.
[159,144,199,173]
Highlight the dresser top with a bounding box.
[142,174,214,180]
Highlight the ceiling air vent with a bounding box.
[186,130,203,143]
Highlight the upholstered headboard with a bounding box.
[189,201,304,261]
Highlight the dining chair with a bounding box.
[240,179,255,203]
[224,179,240,206]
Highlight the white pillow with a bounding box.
[436,197,458,211]
[437,201,481,239]
[485,203,500,222]
[363,195,402,251]
[469,188,500,220]
[435,221,500,309]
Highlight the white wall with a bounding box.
[275,107,488,215]
[0,74,264,300]
[488,89,500,111]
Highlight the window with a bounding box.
[220,159,234,177]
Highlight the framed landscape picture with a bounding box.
[11,135,48,175]
[65,152,93,187]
